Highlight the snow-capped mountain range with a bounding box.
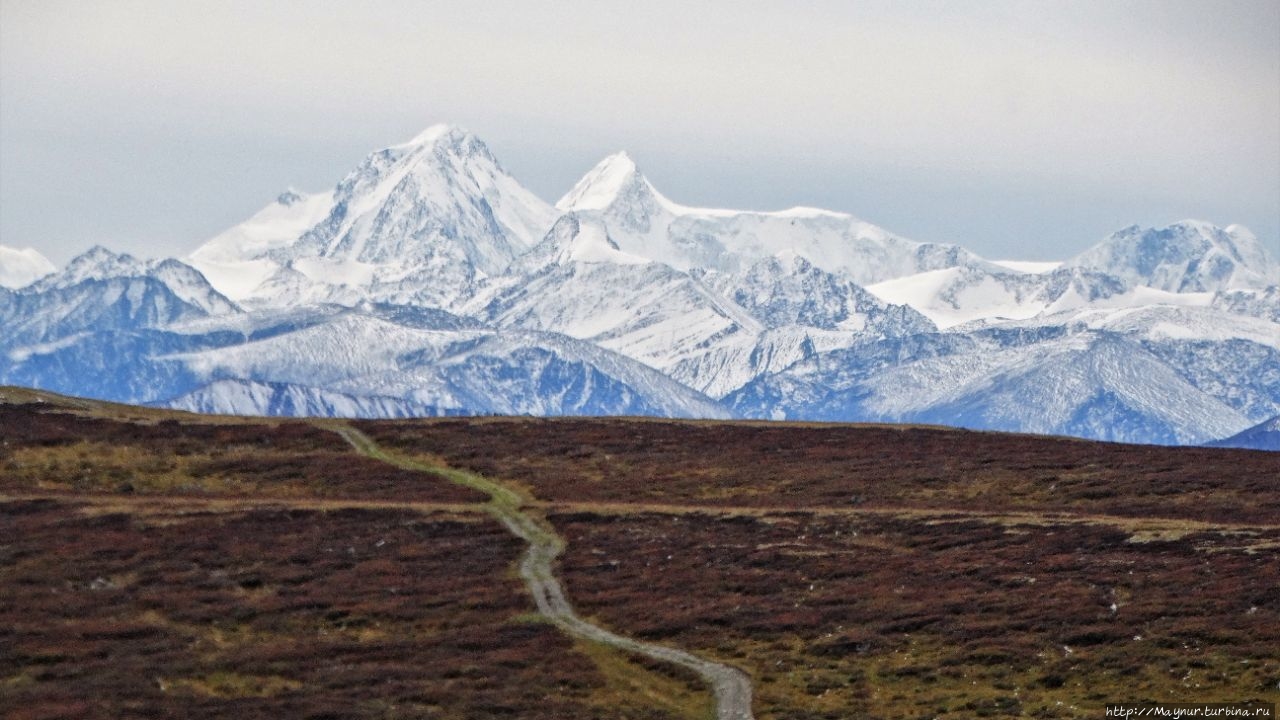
[2,124,1277,446]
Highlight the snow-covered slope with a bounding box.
[155,309,728,418]
[990,260,1061,274]
[868,266,1046,329]
[470,214,764,394]
[1054,303,1280,350]
[1065,221,1280,293]
[0,246,56,289]
[1007,303,1280,425]
[904,335,1249,445]
[1213,286,1280,322]
[162,379,456,419]
[2,293,728,419]
[189,189,334,298]
[558,152,988,284]
[471,216,934,398]
[658,254,938,397]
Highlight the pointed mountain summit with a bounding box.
[1065,220,1280,293]
[556,151,637,211]
[0,245,57,289]
[190,124,559,309]
[556,151,679,245]
[556,151,671,213]
[294,123,555,271]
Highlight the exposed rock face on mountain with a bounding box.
[4,125,1278,446]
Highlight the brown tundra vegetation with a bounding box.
[2,391,1278,719]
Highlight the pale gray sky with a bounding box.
[2,0,1277,265]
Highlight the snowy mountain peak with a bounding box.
[189,124,558,308]
[290,123,554,273]
[556,150,671,214]
[589,149,637,173]
[73,244,131,265]
[37,246,147,290]
[403,122,456,145]
[0,245,57,289]
[1067,220,1279,293]
[389,124,500,168]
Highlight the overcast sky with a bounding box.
[2,0,1277,266]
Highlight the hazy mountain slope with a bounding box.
[1206,415,1280,451]
[157,309,728,418]
[0,246,56,289]
[188,189,335,298]
[1065,221,1280,293]
[1,248,238,346]
[471,216,934,398]
[1212,286,1280,322]
[2,302,728,419]
[471,214,762,390]
[727,325,1262,445]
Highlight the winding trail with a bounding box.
[328,423,755,720]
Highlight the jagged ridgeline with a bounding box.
[2,125,1278,446]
